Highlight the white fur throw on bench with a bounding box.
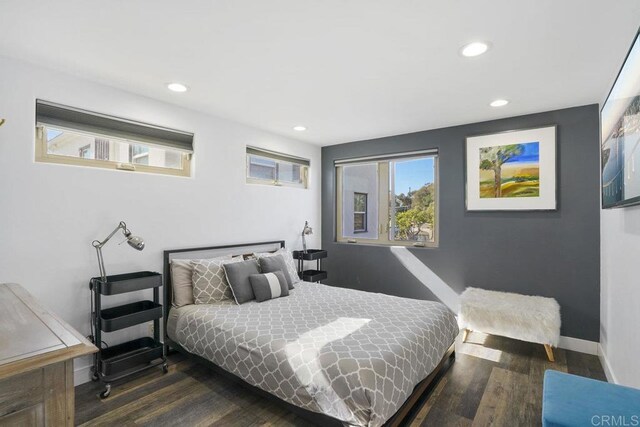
[458,287,561,361]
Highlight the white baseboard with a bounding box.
[597,343,618,384]
[74,363,92,386]
[557,336,598,355]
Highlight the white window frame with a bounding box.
[36,127,192,177]
[335,151,439,248]
[246,146,309,189]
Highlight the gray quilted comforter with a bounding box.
[168,282,458,427]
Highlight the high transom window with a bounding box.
[246,146,310,189]
[35,100,193,177]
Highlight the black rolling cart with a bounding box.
[292,249,327,282]
[89,271,167,398]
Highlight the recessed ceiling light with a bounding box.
[293,125,307,131]
[460,42,490,57]
[490,99,509,107]
[167,83,189,93]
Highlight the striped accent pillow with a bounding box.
[248,271,290,302]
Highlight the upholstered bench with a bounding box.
[458,287,560,361]
[543,370,640,427]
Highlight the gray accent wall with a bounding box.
[321,104,600,341]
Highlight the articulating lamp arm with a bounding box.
[92,221,129,282]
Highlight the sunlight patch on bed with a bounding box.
[390,246,460,313]
[284,317,371,423]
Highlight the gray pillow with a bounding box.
[172,255,233,307]
[259,255,294,289]
[223,259,260,304]
[254,248,301,284]
[191,256,241,304]
[249,271,289,302]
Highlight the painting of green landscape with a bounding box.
[479,141,540,198]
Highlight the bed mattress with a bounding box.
[167,282,458,427]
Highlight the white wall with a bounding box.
[0,56,321,383]
[600,206,640,387]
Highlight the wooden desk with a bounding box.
[0,283,97,426]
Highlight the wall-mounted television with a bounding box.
[601,29,640,209]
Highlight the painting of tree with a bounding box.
[467,126,555,210]
[479,144,524,198]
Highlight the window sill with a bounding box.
[333,240,439,249]
[245,178,307,189]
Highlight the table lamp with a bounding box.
[301,221,313,253]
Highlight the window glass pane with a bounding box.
[43,127,185,170]
[354,193,367,212]
[164,151,182,169]
[247,154,306,186]
[278,162,302,183]
[248,155,277,180]
[342,163,378,239]
[354,213,366,232]
[390,157,436,243]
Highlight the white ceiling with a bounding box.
[1,1,639,146]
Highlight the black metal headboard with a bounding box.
[162,240,285,347]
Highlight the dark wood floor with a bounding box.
[75,331,606,426]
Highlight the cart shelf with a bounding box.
[100,300,162,332]
[99,337,164,378]
[91,271,162,295]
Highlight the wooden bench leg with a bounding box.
[544,344,555,362]
[462,329,470,343]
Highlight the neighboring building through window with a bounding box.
[129,144,150,165]
[78,144,92,159]
[35,100,193,177]
[95,138,110,160]
[246,146,309,188]
[353,192,368,232]
[336,150,438,247]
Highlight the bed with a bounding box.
[163,241,458,427]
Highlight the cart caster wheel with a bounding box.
[99,384,111,399]
[90,372,99,382]
[162,363,169,374]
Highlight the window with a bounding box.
[35,100,193,177]
[246,146,309,188]
[336,150,438,247]
[353,192,368,232]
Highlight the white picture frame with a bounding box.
[465,125,557,211]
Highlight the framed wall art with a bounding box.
[465,125,557,211]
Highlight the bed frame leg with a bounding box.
[544,344,555,362]
[462,328,470,343]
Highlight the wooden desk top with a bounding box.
[0,283,97,380]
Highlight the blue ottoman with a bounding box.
[543,370,640,427]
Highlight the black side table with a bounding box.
[89,271,167,398]
[292,249,327,282]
